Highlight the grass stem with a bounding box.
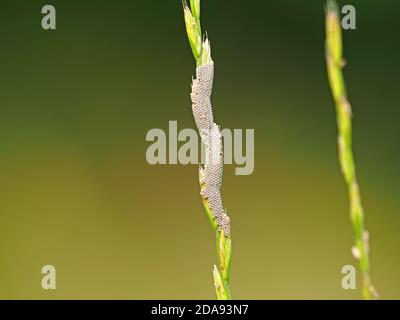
[182,0,232,300]
[325,0,378,300]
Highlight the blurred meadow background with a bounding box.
[0,0,399,299]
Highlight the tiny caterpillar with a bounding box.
[191,62,231,236]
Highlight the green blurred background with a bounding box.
[0,0,399,299]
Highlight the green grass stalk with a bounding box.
[182,0,232,300]
[325,0,378,300]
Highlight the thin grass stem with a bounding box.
[325,0,378,300]
[182,0,232,300]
